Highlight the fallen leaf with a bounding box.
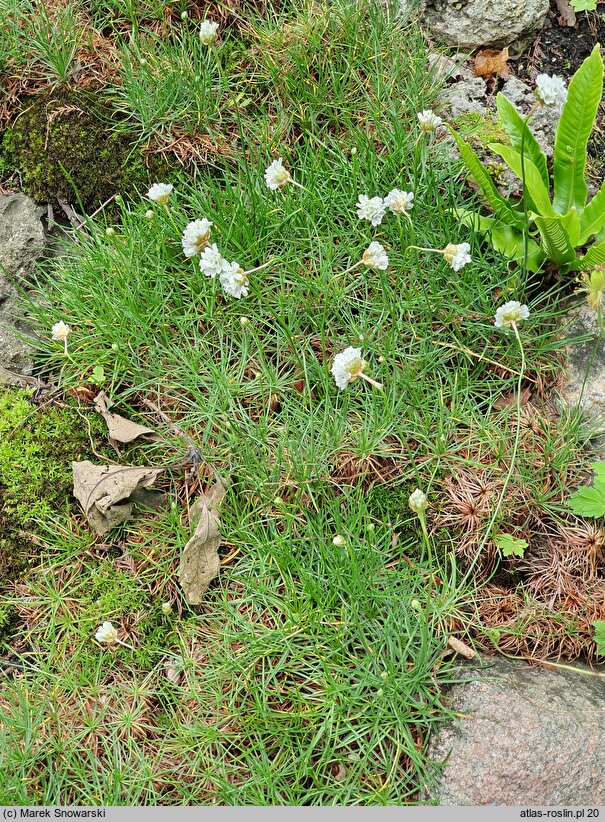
[474,47,510,80]
[494,386,532,409]
[178,478,228,605]
[554,0,576,25]
[447,636,476,659]
[72,460,164,534]
[94,391,158,445]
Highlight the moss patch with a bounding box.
[8,89,170,210]
[0,389,105,581]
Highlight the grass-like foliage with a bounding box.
[0,0,600,806]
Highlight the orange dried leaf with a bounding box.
[474,47,510,79]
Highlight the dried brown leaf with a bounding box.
[474,47,510,79]
[94,391,158,445]
[178,478,228,605]
[447,636,476,659]
[72,460,164,535]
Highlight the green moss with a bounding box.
[456,111,510,150]
[8,89,170,210]
[0,389,106,581]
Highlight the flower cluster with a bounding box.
[535,74,567,109]
[199,244,250,298]
[356,187,414,227]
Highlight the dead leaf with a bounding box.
[72,460,164,534]
[178,478,228,605]
[94,391,158,445]
[474,47,510,80]
[447,636,476,659]
[494,386,532,409]
[554,0,576,26]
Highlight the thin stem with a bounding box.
[358,371,383,390]
[333,260,362,279]
[418,511,433,568]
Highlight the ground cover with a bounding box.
[0,0,604,805]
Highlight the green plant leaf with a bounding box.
[594,621,605,657]
[496,94,549,190]
[494,533,528,558]
[448,127,525,230]
[578,182,605,244]
[530,212,577,266]
[553,45,604,214]
[571,0,596,10]
[567,241,605,271]
[490,225,545,272]
[568,485,605,517]
[453,208,495,232]
[489,143,554,217]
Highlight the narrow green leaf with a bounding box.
[448,127,525,230]
[553,45,604,213]
[567,241,605,271]
[578,182,605,245]
[594,621,605,657]
[490,143,554,217]
[530,212,577,266]
[496,94,549,189]
[568,485,605,517]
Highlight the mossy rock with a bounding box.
[0,388,106,582]
[8,88,170,210]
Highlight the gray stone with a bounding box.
[0,194,46,283]
[424,658,605,805]
[439,77,488,119]
[560,303,605,434]
[0,194,47,376]
[401,0,549,52]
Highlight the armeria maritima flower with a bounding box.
[199,19,219,45]
[443,242,471,272]
[356,194,386,226]
[494,301,530,329]
[384,188,414,216]
[182,219,212,257]
[331,346,382,391]
[220,261,249,299]
[146,183,173,205]
[264,157,292,191]
[51,321,70,341]
[199,243,227,279]
[95,621,118,645]
[362,241,389,270]
[408,488,428,514]
[417,109,442,133]
[535,74,567,108]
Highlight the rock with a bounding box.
[402,0,549,52]
[424,658,605,805]
[560,303,605,434]
[0,194,47,376]
[0,194,46,283]
[439,77,488,119]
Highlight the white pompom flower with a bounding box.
[199,243,227,279]
[51,320,70,341]
[408,488,428,514]
[356,194,386,226]
[95,621,118,645]
[384,188,414,217]
[535,74,567,108]
[362,241,389,271]
[264,157,293,191]
[219,261,249,299]
[331,347,383,391]
[494,301,530,329]
[443,242,472,272]
[146,183,173,205]
[417,110,442,133]
[182,219,213,257]
[199,19,219,45]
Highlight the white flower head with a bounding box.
[494,301,530,329]
[264,157,292,191]
[51,321,70,341]
[331,346,367,390]
[384,188,414,216]
[443,242,471,272]
[356,194,386,226]
[199,243,227,279]
[417,109,442,133]
[147,182,173,205]
[535,74,567,108]
[220,261,249,299]
[362,241,389,271]
[145,209,154,219]
[199,19,219,45]
[408,488,428,514]
[332,534,347,547]
[95,621,118,645]
[182,218,213,257]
